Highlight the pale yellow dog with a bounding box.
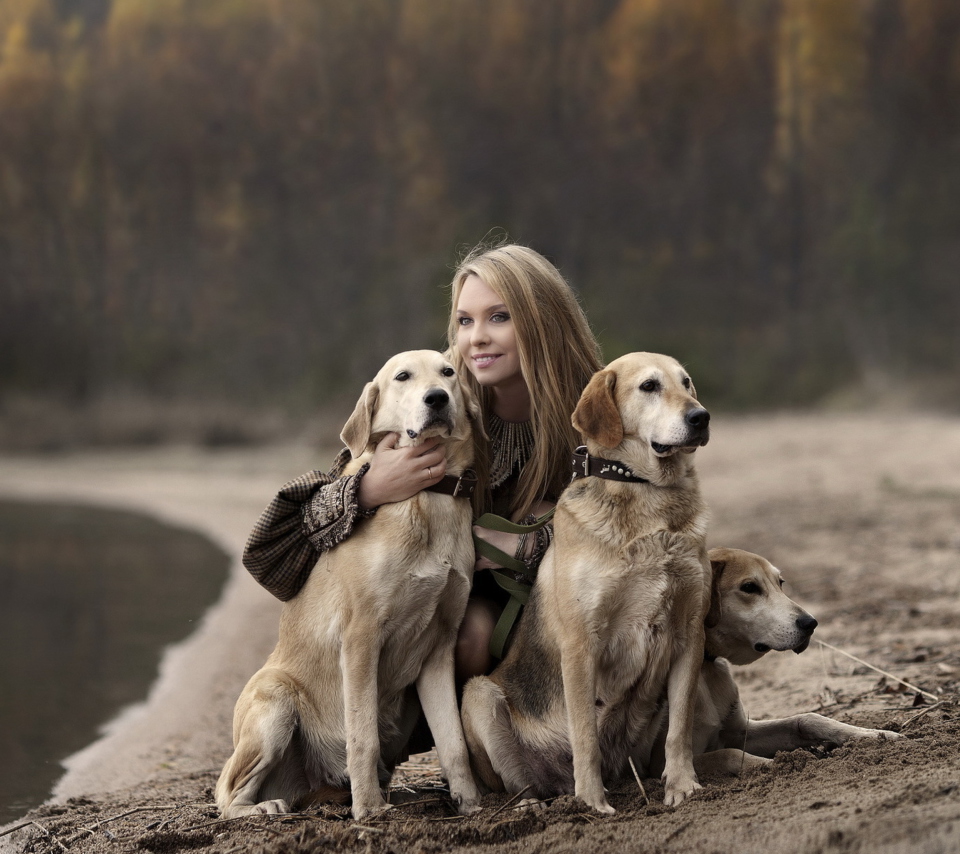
[217,350,482,820]
[645,547,901,777]
[462,352,712,814]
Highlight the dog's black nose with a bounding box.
[797,614,818,635]
[424,389,449,410]
[686,408,710,429]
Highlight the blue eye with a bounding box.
[457,317,472,327]
[491,312,510,323]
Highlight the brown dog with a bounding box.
[644,547,901,777]
[216,350,482,819]
[462,352,712,814]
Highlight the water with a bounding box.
[0,500,230,824]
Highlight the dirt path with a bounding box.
[2,413,959,853]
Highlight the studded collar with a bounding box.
[570,445,649,484]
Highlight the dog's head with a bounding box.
[571,353,709,475]
[340,350,481,458]
[704,547,818,666]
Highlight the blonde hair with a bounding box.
[448,242,603,517]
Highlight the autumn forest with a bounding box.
[2,0,958,437]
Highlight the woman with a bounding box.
[243,241,603,678]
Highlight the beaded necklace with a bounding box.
[487,413,534,490]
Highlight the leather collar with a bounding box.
[570,446,649,484]
[425,470,478,499]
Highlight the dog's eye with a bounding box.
[682,377,691,389]
[441,367,455,377]
[395,372,410,382]
[740,581,762,595]
[640,380,660,393]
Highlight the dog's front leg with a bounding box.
[417,644,482,815]
[737,714,902,757]
[560,634,614,815]
[662,613,704,807]
[341,624,389,819]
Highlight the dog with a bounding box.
[216,350,483,819]
[461,352,712,815]
[643,547,901,778]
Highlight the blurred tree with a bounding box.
[0,0,957,424]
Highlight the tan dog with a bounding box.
[217,350,482,820]
[462,352,712,814]
[645,547,900,777]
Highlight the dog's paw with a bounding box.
[578,795,616,815]
[352,800,393,820]
[865,729,903,741]
[662,777,702,807]
[515,798,547,812]
[455,796,483,816]
[450,781,483,816]
[221,798,291,818]
[740,754,774,771]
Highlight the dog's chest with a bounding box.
[292,493,473,637]
[371,493,473,572]
[584,533,707,704]
[595,572,673,678]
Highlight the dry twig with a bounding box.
[899,700,950,732]
[627,756,649,805]
[815,639,938,702]
[488,784,534,819]
[30,822,67,853]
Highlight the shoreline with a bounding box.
[0,444,321,826]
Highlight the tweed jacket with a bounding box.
[242,418,553,604]
[242,448,377,601]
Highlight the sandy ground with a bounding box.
[2,412,960,853]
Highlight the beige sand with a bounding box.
[2,413,959,853]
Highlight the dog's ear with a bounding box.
[571,369,623,448]
[705,559,726,628]
[340,381,379,458]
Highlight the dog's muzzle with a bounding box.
[754,613,819,655]
[793,614,818,654]
[651,408,711,456]
[407,388,454,439]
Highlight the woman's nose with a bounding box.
[470,321,489,345]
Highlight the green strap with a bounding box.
[489,596,522,661]
[475,509,555,535]
[473,508,555,659]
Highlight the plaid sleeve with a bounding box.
[242,448,376,600]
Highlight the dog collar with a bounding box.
[425,470,478,499]
[570,446,649,484]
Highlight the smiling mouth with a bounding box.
[753,638,811,655]
[473,354,500,367]
[415,414,453,437]
[651,437,707,457]
[651,441,697,456]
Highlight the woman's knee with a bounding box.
[456,599,498,682]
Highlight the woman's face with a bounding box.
[455,274,523,391]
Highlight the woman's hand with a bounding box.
[472,526,520,572]
[356,433,447,510]
[473,500,555,572]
